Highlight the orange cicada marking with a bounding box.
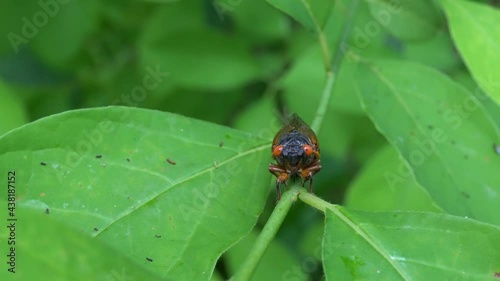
[302,144,314,156]
[272,145,284,157]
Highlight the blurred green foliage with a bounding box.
[1,0,500,280]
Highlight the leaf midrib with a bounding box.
[328,207,412,280]
[96,143,269,236]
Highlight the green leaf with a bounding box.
[266,0,334,32]
[403,30,461,72]
[281,46,325,120]
[442,0,500,106]
[152,88,248,126]
[345,145,442,213]
[323,207,500,280]
[31,0,100,68]
[355,60,500,225]
[0,81,28,136]
[367,0,441,41]
[0,2,40,54]
[0,107,271,280]
[225,230,309,281]
[140,1,205,36]
[233,95,281,139]
[231,0,290,44]
[329,0,401,62]
[452,70,500,126]
[140,25,260,91]
[210,271,224,281]
[0,206,165,281]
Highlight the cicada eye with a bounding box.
[303,144,314,156]
[272,145,284,157]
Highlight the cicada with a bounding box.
[269,114,321,200]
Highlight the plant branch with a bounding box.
[231,2,361,280]
[297,187,334,213]
[230,185,301,281]
[311,0,360,133]
[300,0,332,67]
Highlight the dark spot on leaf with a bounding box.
[155,234,162,238]
[94,227,99,232]
[451,140,456,145]
[45,208,50,214]
[168,215,172,221]
[225,134,231,139]
[126,196,130,200]
[146,257,153,262]
[461,191,470,199]
[493,144,500,155]
[494,272,500,278]
[95,155,102,159]
[427,125,434,130]
[219,141,224,147]
[40,162,47,166]
[126,158,131,162]
[464,155,468,160]
[167,158,176,165]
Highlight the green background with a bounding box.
[1,0,500,280]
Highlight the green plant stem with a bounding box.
[300,0,331,67]
[311,71,334,133]
[230,185,301,281]
[297,188,333,213]
[232,2,360,280]
[311,0,360,133]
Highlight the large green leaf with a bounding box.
[355,60,500,225]
[0,206,165,281]
[345,145,442,213]
[366,0,442,41]
[0,107,271,280]
[323,207,500,280]
[442,0,500,107]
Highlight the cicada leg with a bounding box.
[300,160,321,194]
[269,163,289,201]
